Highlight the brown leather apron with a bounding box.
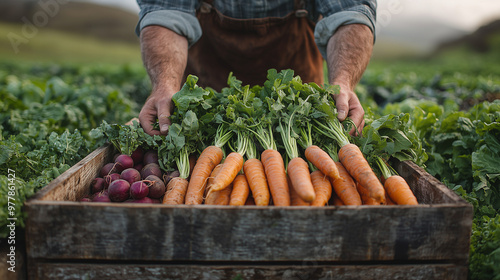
[184,0,324,91]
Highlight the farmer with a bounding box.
[136,0,376,136]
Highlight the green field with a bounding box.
[0,22,142,65]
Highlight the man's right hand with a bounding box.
[138,25,189,136]
[139,89,174,136]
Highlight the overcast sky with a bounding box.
[86,0,500,32]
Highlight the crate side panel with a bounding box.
[32,262,467,280]
[28,145,113,202]
[26,205,472,263]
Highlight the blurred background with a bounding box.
[0,0,499,65]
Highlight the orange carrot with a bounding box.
[287,157,316,202]
[261,149,290,206]
[229,174,250,206]
[162,177,189,204]
[185,127,232,205]
[356,182,382,205]
[310,170,332,206]
[339,144,385,204]
[184,145,223,205]
[330,162,362,206]
[332,194,345,206]
[385,191,396,205]
[305,145,340,180]
[205,184,233,205]
[289,175,310,206]
[384,175,418,205]
[209,131,248,194]
[210,151,244,192]
[243,158,270,206]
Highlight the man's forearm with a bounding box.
[326,24,373,89]
[140,25,189,93]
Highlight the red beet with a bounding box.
[164,170,180,185]
[115,154,134,172]
[91,177,106,194]
[100,162,118,177]
[121,168,141,184]
[131,147,144,164]
[145,175,166,199]
[80,197,92,202]
[92,191,111,202]
[108,179,131,202]
[104,173,121,187]
[130,181,149,200]
[134,163,144,172]
[143,150,159,165]
[141,163,162,179]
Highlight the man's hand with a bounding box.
[333,83,365,136]
[139,25,188,136]
[139,88,175,135]
[326,24,374,135]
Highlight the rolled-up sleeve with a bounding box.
[314,0,377,59]
[135,0,202,48]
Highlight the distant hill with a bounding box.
[0,1,140,45]
[434,19,500,54]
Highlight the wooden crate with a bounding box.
[25,144,473,280]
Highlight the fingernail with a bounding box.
[161,124,169,133]
[338,110,346,120]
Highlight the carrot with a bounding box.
[289,175,310,206]
[209,131,248,193]
[356,182,380,205]
[310,170,332,206]
[384,175,418,205]
[305,145,340,180]
[205,184,233,205]
[163,147,191,205]
[162,177,189,204]
[332,194,345,206]
[204,164,232,205]
[374,156,418,205]
[338,144,385,204]
[279,120,315,203]
[300,123,340,180]
[385,191,396,205]
[229,174,250,206]
[185,127,232,205]
[315,119,385,205]
[323,144,362,206]
[243,140,270,206]
[261,149,290,206]
[287,157,315,202]
[330,162,362,206]
[251,125,290,206]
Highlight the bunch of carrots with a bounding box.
[159,70,418,207]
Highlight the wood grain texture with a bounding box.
[26,202,472,263]
[31,262,468,280]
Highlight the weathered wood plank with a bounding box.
[29,144,113,202]
[393,159,465,205]
[25,202,472,263]
[31,262,468,280]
